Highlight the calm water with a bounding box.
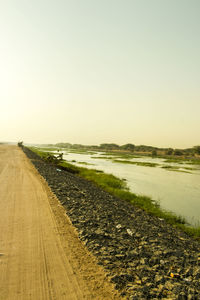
[58,150,200,226]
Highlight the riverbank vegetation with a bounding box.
[28,146,200,238]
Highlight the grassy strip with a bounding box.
[76,161,95,166]
[93,156,114,159]
[113,159,159,167]
[184,167,197,171]
[29,147,200,238]
[29,147,54,159]
[93,155,143,160]
[161,165,192,174]
[164,158,200,165]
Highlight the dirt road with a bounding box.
[0,145,120,300]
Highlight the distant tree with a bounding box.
[100,143,120,150]
[121,144,135,152]
[152,149,157,157]
[55,143,72,148]
[72,144,84,149]
[135,145,158,152]
[166,148,173,155]
[174,149,183,156]
[193,146,200,155]
[184,148,193,155]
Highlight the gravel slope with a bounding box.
[23,147,200,299]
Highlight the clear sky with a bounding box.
[0,0,200,148]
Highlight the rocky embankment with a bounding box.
[23,147,200,299]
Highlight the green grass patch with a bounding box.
[162,165,180,171]
[76,161,95,166]
[161,165,192,174]
[164,158,200,165]
[93,156,114,159]
[113,159,159,167]
[185,160,200,165]
[183,167,196,171]
[28,147,200,239]
[29,147,56,159]
[164,159,184,164]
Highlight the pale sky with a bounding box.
[0,0,200,148]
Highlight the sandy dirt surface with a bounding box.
[0,145,121,300]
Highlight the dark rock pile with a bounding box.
[23,147,200,299]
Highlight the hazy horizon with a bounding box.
[1,1,200,149]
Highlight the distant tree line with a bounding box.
[41,142,200,157]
